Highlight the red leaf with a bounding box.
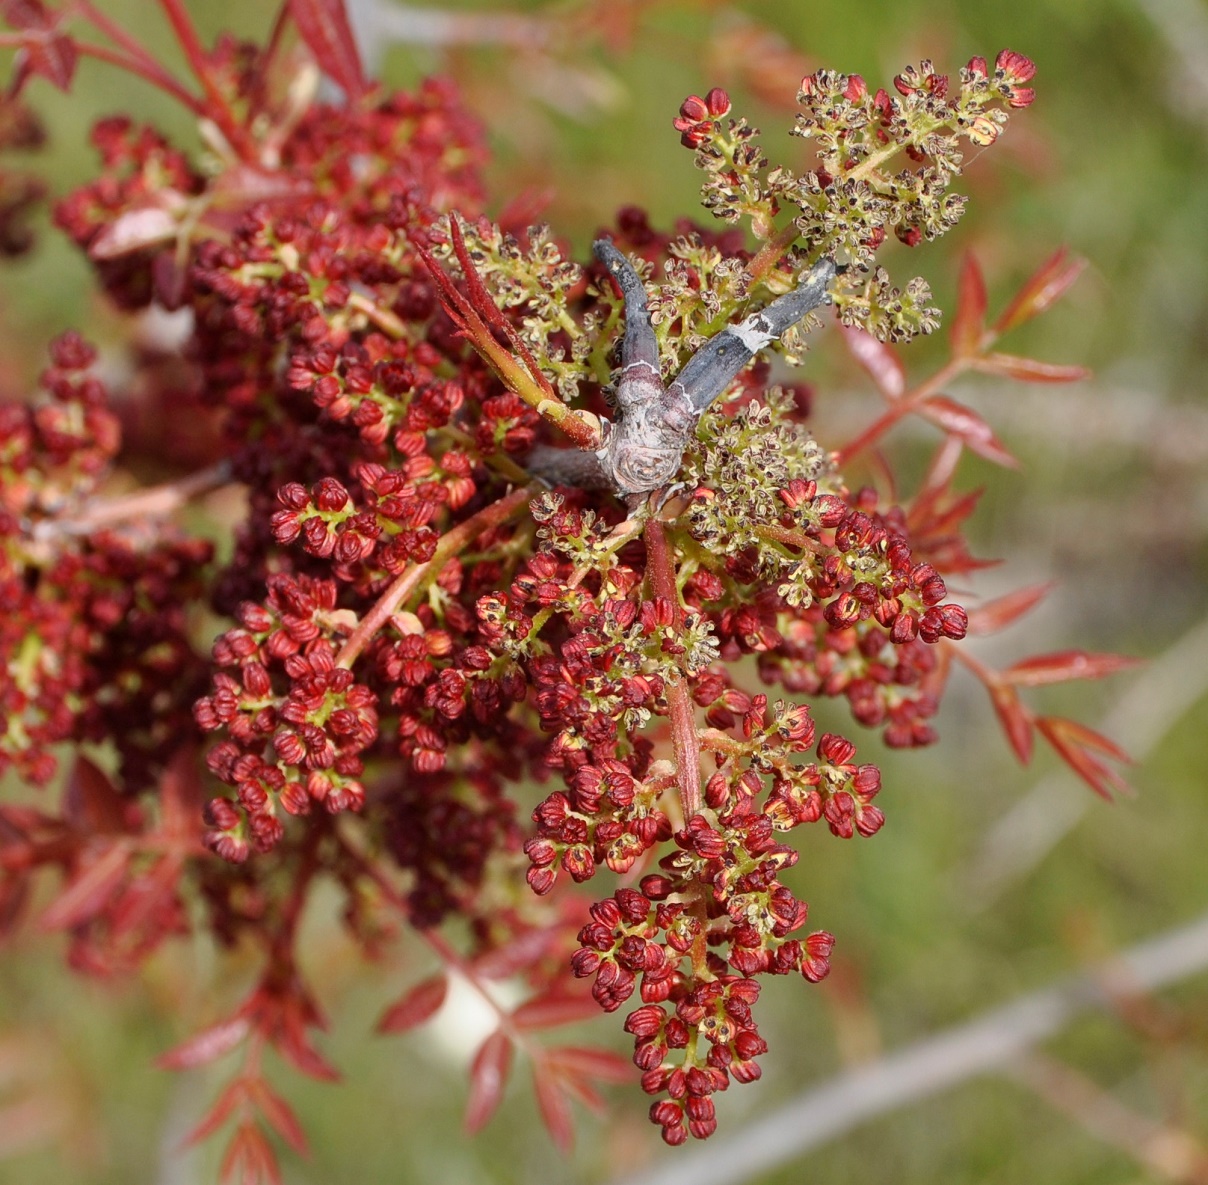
[219,1121,282,1185]
[989,683,1034,764]
[950,252,986,357]
[413,223,598,449]
[274,1018,340,1082]
[544,1045,634,1085]
[1036,716,1131,800]
[62,755,126,834]
[448,215,553,396]
[0,0,54,29]
[972,352,1091,383]
[470,926,561,980]
[919,395,1018,467]
[287,0,367,100]
[464,1031,513,1134]
[839,322,905,399]
[38,842,129,930]
[965,583,1055,636]
[182,1080,247,1147]
[1003,650,1142,687]
[1,3,77,91]
[531,1062,575,1152]
[159,746,205,842]
[911,485,984,539]
[89,205,177,260]
[511,991,600,1031]
[377,974,448,1033]
[158,1016,251,1071]
[246,1079,309,1155]
[0,876,30,938]
[993,247,1087,336]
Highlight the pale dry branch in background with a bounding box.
[1006,1052,1208,1185]
[961,612,1208,906]
[608,911,1208,1185]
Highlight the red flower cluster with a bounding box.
[0,2,1126,1172]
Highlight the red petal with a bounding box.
[287,0,368,100]
[377,974,449,1033]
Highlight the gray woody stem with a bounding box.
[526,242,836,498]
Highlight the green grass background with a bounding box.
[2,1,1207,1182]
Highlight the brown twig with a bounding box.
[30,460,233,542]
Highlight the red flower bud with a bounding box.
[818,732,856,766]
[995,49,1037,83]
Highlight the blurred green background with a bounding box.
[2,1,1207,1182]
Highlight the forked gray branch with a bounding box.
[526,242,836,498]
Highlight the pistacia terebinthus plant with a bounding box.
[0,0,1129,1171]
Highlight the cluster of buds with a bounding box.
[0,4,1129,1168]
[679,51,1036,342]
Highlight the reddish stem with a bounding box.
[336,484,536,670]
[834,354,970,465]
[155,0,257,160]
[0,32,206,112]
[246,2,292,121]
[32,460,233,541]
[756,522,824,554]
[644,518,702,818]
[75,0,176,74]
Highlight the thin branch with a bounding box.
[29,460,233,542]
[155,0,257,160]
[335,483,536,669]
[833,353,969,465]
[644,517,701,818]
[607,909,1208,1185]
[1006,1052,1208,1184]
